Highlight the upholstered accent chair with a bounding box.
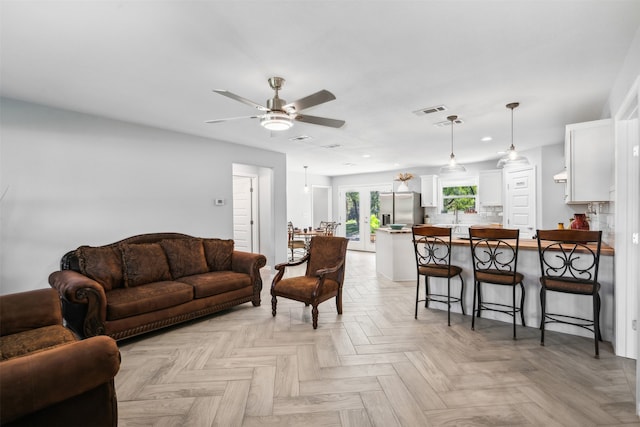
[0,288,120,427]
[271,235,349,329]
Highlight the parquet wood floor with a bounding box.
[116,251,638,426]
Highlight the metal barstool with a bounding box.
[412,225,465,326]
[536,229,603,357]
[469,227,525,339]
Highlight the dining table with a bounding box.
[293,229,324,251]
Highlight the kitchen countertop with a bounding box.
[376,228,613,255]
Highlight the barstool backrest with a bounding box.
[469,227,520,279]
[536,229,602,286]
[412,225,453,269]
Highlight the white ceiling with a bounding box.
[2,1,639,176]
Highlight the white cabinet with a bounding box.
[478,169,503,206]
[564,119,613,203]
[420,175,438,207]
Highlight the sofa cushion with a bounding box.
[202,239,234,271]
[176,271,251,299]
[77,246,123,290]
[0,325,77,361]
[106,281,194,320]
[160,238,209,279]
[120,243,172,287]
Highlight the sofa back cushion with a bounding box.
[202,239,234,271]
[77,246,124,290]
[160,238,209,279]
[120,243,171,287]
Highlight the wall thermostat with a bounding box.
[214,199,225,206]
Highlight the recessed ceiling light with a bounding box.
[343,162,355,166]
[481,136,493,142]
[362,154,371,158]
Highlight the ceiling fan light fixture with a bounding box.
[260,112,293,131]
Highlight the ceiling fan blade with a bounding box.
[205,115,261,124]
[283,90,336,112]
[294,114,345,128]
[212,90,269,111]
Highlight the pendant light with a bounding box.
[303,165,309,193]
[497,102,529,168]
[439,115,466,175]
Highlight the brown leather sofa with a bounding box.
[0,288,120,427]
[48,233,267,340]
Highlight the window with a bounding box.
[440,177,478,213]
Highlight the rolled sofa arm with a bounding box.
[0,335,120,425]
[232,251,267,275]
[49,270,108,338]
[232,251,267,307]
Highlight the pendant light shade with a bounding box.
[303,165,309,193]
[439,115,466,175]
[497,102,529,168]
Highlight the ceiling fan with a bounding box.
[205,77,345,131]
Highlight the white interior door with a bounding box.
[233,175,257,252]
[504,165,536,238]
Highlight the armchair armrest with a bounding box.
[0,335,120,424]
[48,270,108,338]
[0,289,62,336]
[314,259,345,278]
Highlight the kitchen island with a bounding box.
[375,226,615,341]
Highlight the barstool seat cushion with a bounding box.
[542,277,598,295]
[418,264,462,278]
[475,270,524,285]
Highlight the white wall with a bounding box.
[286,169,330,229]
[0,98,288,294]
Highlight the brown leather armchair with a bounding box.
[271,235,349,329]
[0,288,120,427]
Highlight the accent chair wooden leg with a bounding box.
[336,289,343,314]
[271,295,277,317]
[312,305,319,329]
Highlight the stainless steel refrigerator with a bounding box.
[379,192,423,226]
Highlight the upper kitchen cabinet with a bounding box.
[564,119,613,204]
[420,174,438,207]
[478,169,503,206]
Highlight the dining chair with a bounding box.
[271,236,349,329]
[287,221,306,261]
[411,225,465,325]
[469,227,525,339]
[536,229,603,357]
